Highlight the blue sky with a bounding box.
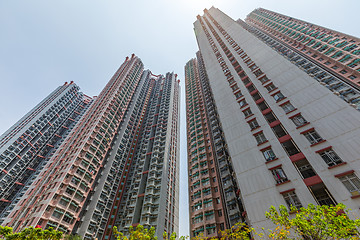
[0,0,359,237]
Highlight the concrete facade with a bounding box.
[190,6,360,234]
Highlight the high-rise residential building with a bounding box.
[185,53,245,238]
[187,7,360,237]
[2,54,180,240]
[0,82,92,223]
[244,8,360,88]
[76,70,180,240]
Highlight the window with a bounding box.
[243,77,250,85]
[349,75,357,80]
[282,191,302,209]
[273,92,285,101]
[193,202,202,211]
[304,130,323,145]
[309,183,336,206]
[259,76,269,84]
[254,69,263,77]
[206,225,216,235]
[272,124,288,138]
[193,214,203,224]
[340,70,347,74]
[252,92,262,101]
[271,167,288,184]
[281,102,296,113]
[247,84,256,93]
[243,108,252,117]
[235,92,243,99]
[281,139,300,156]
[319,149,343,167]
[231,84,239,91]
[265,83,276,92]
[239,99,247,107]
[254,132,267,145]
[264,112,277,123]
[291,114,307,127]
[52,208,64,219]
[294,159,316,179]
[204,199,213,208]
[262,148,276,161]
[257,101,269,111]
[248,119,259,130]
[220,223,225,231]
[331,65,339,70]
[339,174,360,196]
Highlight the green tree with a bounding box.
[0,226,63,240]
[265,203,360,240]
[113,225,157,240]
[163,231,176,240]
[64,234,83,240]
[219,222,254,240]
[111,204,360,240]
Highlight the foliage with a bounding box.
[0,226,13,239]
[64,234,83,240]
[0,226,63,240]
[113,225,157,240]
[163,231,176,240]
[219,222,254,240]
[265,203,360,240]
[112,203,360,240]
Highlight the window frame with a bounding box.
[254,132,267,145]
[262,148,277,162]
[304,130,323,145]
[281,102,296,113]
[282,191,302,209]
[339,173,360,196]
[319,149,343,167]
[291,114,308,127]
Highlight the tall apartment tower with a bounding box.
[186,52,245,238]
[76,70,180,240]
[244,8,360,88]
[2,54,180,240]
[0,82,92,223]
[187,7,360,237]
